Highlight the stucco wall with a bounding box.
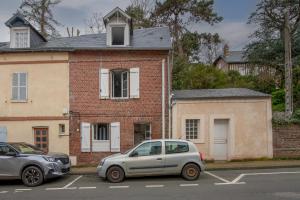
[172,98,273,160]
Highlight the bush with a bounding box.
[272,89,285,111]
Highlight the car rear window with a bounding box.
[165,141,189,154]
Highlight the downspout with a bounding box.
[167,52,171,139]
[162,59,165,139]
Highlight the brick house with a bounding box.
[0,7,172,165]
[68,8,172,165]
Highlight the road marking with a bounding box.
[109,185,129,189]
[0,191,8,194]
[79,187,97,190]
[204,171,231,183]
[145,185,164,188]
[46,187,77,190]
[15,189,32,191]
[63,175,82,189]
[232,171,300,183]
[215,182,246,185]
[180,183,199,187]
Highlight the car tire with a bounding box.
[181,163,200,181]
[21,166,44,187]
[106,166,125,183]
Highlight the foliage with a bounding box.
[85,12,106,34]
[19,0,61,38]
[272,89,285,111]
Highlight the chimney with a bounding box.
[223,44,229,57]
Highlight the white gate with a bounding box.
[0,127,7,142]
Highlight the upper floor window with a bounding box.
[12,72,27,101]
[12,28,29,48]
[111,70,128,98]
[185,119,199,140]
[111,26,125,45]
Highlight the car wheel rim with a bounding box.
[25,169,40,185]
[187,168,197,177]
[111,170,120,180]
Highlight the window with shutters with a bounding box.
[93,124,109,141]
[12,72,27,101]
[111,70,128,98]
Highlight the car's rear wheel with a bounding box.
[21,166,44,187]
[106,166,125,183]
[181,163,200,181]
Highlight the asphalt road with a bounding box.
[1,167,300,200]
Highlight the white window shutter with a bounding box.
[110,122,120,152]
[80,122,91,152]
[99,69,109,99]
[0,127,7,142]
[130,68,140,98]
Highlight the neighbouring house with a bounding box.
[0,13,70,154]
[0,7,172,165]
[214,44,274,76]
[171,88,273,160]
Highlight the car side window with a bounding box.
[165,141,189,154]
[131,141,162,157]
[0,144,15,156]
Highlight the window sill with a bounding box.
[10,99,28,103]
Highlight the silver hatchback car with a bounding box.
[97,139,205,183]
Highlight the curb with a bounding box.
[69,165,300,175]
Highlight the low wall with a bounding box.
[273,124,300,158]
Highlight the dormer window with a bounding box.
[11,28,30,48]
[112,26,125,45]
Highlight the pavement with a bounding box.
[70,160,300,175]
[1,167,300,200]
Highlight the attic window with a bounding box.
[12,28,29,48]
[111,26,125,45]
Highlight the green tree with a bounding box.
[20,0,61,38]
[153,0,222,57]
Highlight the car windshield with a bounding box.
[10,143,44,154]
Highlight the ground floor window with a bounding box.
[185,119,199,140]
[93,123,109,140]
[33,128,49,153]
[134,123,151,145]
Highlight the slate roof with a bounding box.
[214,51,248,65]
[173,88,270,100]
[0,26,172,52]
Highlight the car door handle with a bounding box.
[156,158,162,160]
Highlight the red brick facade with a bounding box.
[69,50,170,165]
[273,125,300,158]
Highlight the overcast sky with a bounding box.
[0,0,259,50]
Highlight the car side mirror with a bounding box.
[6,151,17,157]
[130,151,138,157]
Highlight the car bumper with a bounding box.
[97,165,106,178]
[44,162,71,179]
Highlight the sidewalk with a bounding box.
[70,160,300,175]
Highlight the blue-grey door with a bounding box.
[0,127,7,142]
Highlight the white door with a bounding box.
[213,119,229,160]
[0,127,7,142]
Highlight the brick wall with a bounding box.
[69,50,170,165]
[273,124,300,158]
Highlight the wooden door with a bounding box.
[34,128,49,153]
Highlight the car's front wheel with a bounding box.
[181,163,200,181]
[21,166,44,187]
[106,166,125,183]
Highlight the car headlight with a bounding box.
[43,156,56,162]
[99,159,105,166]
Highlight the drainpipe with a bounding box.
[167,53,171,139]
[162,59,165,139]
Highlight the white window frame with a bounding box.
[111,70,129,99]
[10,27,30,48]
[181,115,205,143]
[110,24,126,47]
[11,72,28,102]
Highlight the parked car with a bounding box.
[0,142,70,187]
[97,139,205,183]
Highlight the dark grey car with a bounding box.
[0,142,70,187]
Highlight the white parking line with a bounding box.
[145,185,164,188]
[63,175,82,189]
[78,187,97,190]
[46,187,77,190]
[109,186,129,189]
[15,189,32,191]
[180,183,199,187]
[0,191,8,194]
[204,171,231,183]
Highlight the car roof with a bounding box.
[142,139,192,143]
